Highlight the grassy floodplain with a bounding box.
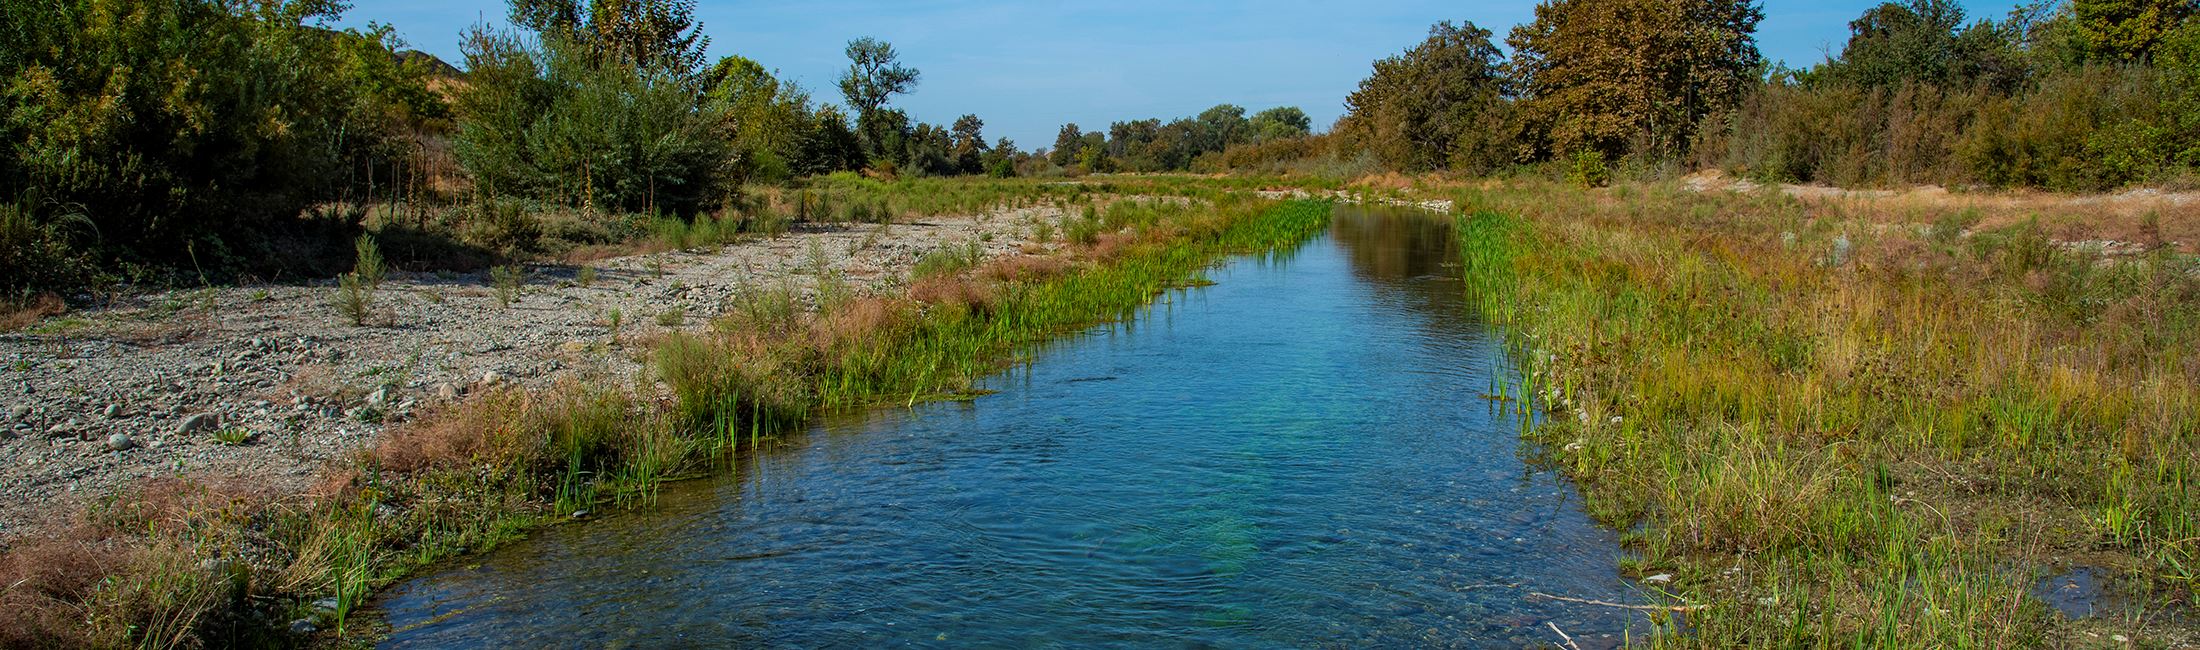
[1448,180,2198,647]
[0,184,1331,647]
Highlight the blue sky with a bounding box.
[337,1,2025,149]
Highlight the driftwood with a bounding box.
[1529,591,1711,613]
[1546,622,1584,650]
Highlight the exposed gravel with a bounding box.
[0,208,1057,540]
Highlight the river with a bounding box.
[373,204,1648,648]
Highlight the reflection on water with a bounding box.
[374,205,1648,648]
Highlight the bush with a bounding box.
[1,0,437,284]
[453,28,728,217]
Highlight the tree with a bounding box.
[455,2,726,216]
[508,0,709,75]
[1196,104,1253,151]
[983,137,1019,177]
[837,37,920,161]
[2073,0,2198,61]
[1340,21,1512,171]
[1831,1,1971,86]
[951,114,988,174]
[1051,124,1085,167]
[1508,0,1765,160]
[2,0,431,283]
[1250,106,1313,142]
[708,55,841,182]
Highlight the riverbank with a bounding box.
[1446,180,2199,647]
[0,186,1331,647]
[0,209,1052,539]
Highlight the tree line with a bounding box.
[7,0,2197,299]
[1046,104,1312,174]
[1318,0,2199,189]
[0,0,1027,298]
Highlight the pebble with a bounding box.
[177,413,222,434]
[9,405,30,421]
[102,404,123,418]
[1643,573,1672,584]
[365,388,389,406]
[105,434,134,452]
[480,371,504,386]
[288,619,318,635]
[434,383,460,400]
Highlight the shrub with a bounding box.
[490,265,523,308]
[454,20,726,216]
[1,1,439,283]
[333,273,371,326]
[353,234,386,289]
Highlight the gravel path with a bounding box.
[0,208,1056,540]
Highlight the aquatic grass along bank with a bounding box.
[0,196,1332,648]
[654,196,1335,431]
[1449,182,2199,647]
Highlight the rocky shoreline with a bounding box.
[0,208,1056,541]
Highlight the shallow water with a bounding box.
[374,205,1649,648]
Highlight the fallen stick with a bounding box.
[1529,591,1711,613]
[1546,621,1584,650]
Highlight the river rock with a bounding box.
[289,619,318,635]
[365,388,389,406]
[1644,573,1672,584]
[177,413,222,434]
[102,404,123,419]
[434,383,460,401]
[105,434,134,452]
[7,405,28,421]
[480,371,504,386]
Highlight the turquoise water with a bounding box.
[374,205,1647,648]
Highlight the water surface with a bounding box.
[375,206,1647,648]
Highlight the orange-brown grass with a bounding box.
[980,254,1071,283]
[907,275,998,313]
[374,387,538,473]
[0,292,65,330]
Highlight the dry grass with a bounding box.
[980,254,1071,283]
[0,292,65,331]
[373,387,536,473]
[1449,179,2200,646]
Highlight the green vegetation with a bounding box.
[0,185,1332,647]
[1449,181,2198,646]
[1715,0,2200,190]
[0,0,446,297]
[490,265,523,308]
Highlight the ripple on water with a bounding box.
[375,206,1649,648]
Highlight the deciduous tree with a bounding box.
[1507,0,1764,160]
[1339,21,1511,171]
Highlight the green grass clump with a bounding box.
[1449,181,2200,646]
[912,241,986,280]
[490,265,522,308]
